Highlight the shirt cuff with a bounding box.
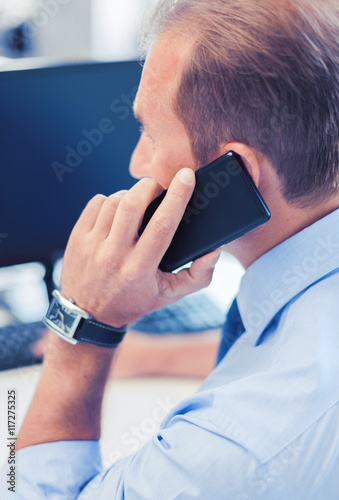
[0,440,102,499]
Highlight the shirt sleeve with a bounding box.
[0,407,264,500]
[0,441,102,500]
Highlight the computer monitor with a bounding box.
[0,60,142,279]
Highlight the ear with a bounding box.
[216,142,261,188]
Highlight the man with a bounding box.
[2,0,339,497]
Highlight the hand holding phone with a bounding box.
[139,152,271,272]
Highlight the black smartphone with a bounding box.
[139,152,271,272]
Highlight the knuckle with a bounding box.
[89,194,107,207]
[158,277,173,297]
[104,196,120,210]
[109,190,128,202]
[152,214,175,236]
[202,270,214,288]
[119,194,139,216]
[169,184,187,201]
[140,177,158,190]
[123,259,145,282]
[102,253,120,275]
[190,270,213,291]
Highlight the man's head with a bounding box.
[140,0,339,206]
[130,0,339,266]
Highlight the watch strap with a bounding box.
[76,318,127,347]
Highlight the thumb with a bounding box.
[160,248,222,302]
[188,248,222,283]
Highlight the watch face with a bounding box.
[48,300,79,336]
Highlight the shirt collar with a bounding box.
[237,208,339,346]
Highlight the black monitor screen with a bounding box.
[0,60,142,267]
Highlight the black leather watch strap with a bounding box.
[75,318,127,347]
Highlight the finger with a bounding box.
[107,177,163,247]
[75,194,107,233]
[159,248,222,302]
[92,190,128,238]
[135,168,195,265]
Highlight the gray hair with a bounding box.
[141,0,339,206]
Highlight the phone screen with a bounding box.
[139,152,271,272]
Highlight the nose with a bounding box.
[129,135,152,180]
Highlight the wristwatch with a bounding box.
[43,290,127,347]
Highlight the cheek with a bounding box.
[130,143,181,188]
[154,141,197,189]
[150,151,191,189]
[129,133,196,188]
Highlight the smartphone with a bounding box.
[139,152,271,272]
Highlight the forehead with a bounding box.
[134,34,192,122]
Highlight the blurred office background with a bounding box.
[0,0,154,62]
[0,0,155,325]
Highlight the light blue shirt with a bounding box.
[2,209,339,499]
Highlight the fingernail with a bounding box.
[111,190,128,199]
[179,168,195,185]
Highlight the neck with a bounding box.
[227,197,339,269]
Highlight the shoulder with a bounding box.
[278,268,339,345]
[185,270,339,462]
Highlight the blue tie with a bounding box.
[216,298,245,365]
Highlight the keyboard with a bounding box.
[131,290,226,334]
[0,289,226,371]
[0,321,45,371]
